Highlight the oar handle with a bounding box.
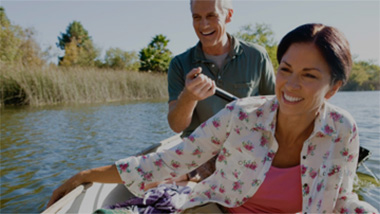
[215,87,238,102]
[193,73,238,102]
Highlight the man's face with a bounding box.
[191,0,231,54]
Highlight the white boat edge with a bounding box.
[41,134,226,213]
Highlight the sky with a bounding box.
[2,0,380,65]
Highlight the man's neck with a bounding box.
[202,34,230,56]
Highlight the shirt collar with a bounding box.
[256,98,339,139]
[311,101,340,139]
[253,96,279,135]
[192,33,243,64]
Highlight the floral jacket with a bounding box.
[116,96,378,213]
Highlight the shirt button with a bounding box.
[218,76,221,79]
[211,64,215,68]
[302,155,306,159]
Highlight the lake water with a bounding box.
[1,91,379,213]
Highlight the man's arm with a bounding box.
[168,67,215,133]
[259,52,276,95]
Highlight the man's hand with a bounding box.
[168,67,215,133]
[183,67,216,101]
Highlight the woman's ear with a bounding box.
[325,80,343,100]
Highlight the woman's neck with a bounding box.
[275,111,317,147]
[272,111,317,168]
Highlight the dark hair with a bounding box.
[277,23,352,85]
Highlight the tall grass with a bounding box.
[0,63,168,106]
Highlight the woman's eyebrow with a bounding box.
[303,68,321,73]
[282,60,321,72]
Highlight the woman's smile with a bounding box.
[282,92,303,103]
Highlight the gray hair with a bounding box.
[190,0,233,13]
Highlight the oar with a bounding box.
[213,86,372,168]
[215,87,238,102]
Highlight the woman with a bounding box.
[47,23,378,213]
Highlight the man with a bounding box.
[167,0,275,181]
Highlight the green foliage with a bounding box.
[57,21,90,50]
[0,7,45,66]
[1,6,10,27]
[139,34,172,73]
[103,48,139,71]
[343,60,380,91]
[234,23,278,70]
[57,21,99,67]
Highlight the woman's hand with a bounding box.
[46,165,122,208]
[46,171,86,208]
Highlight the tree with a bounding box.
[0,7,45,66]
[104,48,139,71]
[57,21,99,67]
[234,23,278,70]
[139,34,172,73]
[343,60,380,91]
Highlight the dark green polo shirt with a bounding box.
[168,34,275,137]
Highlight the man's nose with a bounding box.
[200,18,210,28]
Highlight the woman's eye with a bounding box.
[305,73,317,79]
[279,67,291,73]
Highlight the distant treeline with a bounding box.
[0,7,379,106]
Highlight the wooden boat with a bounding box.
[42,134,225,214]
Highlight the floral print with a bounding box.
[242,141,254,151]
[115,96,378,213]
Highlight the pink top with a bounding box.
[228,165,302,213]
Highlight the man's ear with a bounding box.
[325,80,342,100]
[225,9,233,23]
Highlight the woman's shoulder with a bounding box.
[324,102,357,131]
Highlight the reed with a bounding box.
[0,64,168,106]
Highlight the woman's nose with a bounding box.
[285,75,301,90]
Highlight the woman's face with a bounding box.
[275,42,341,117]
